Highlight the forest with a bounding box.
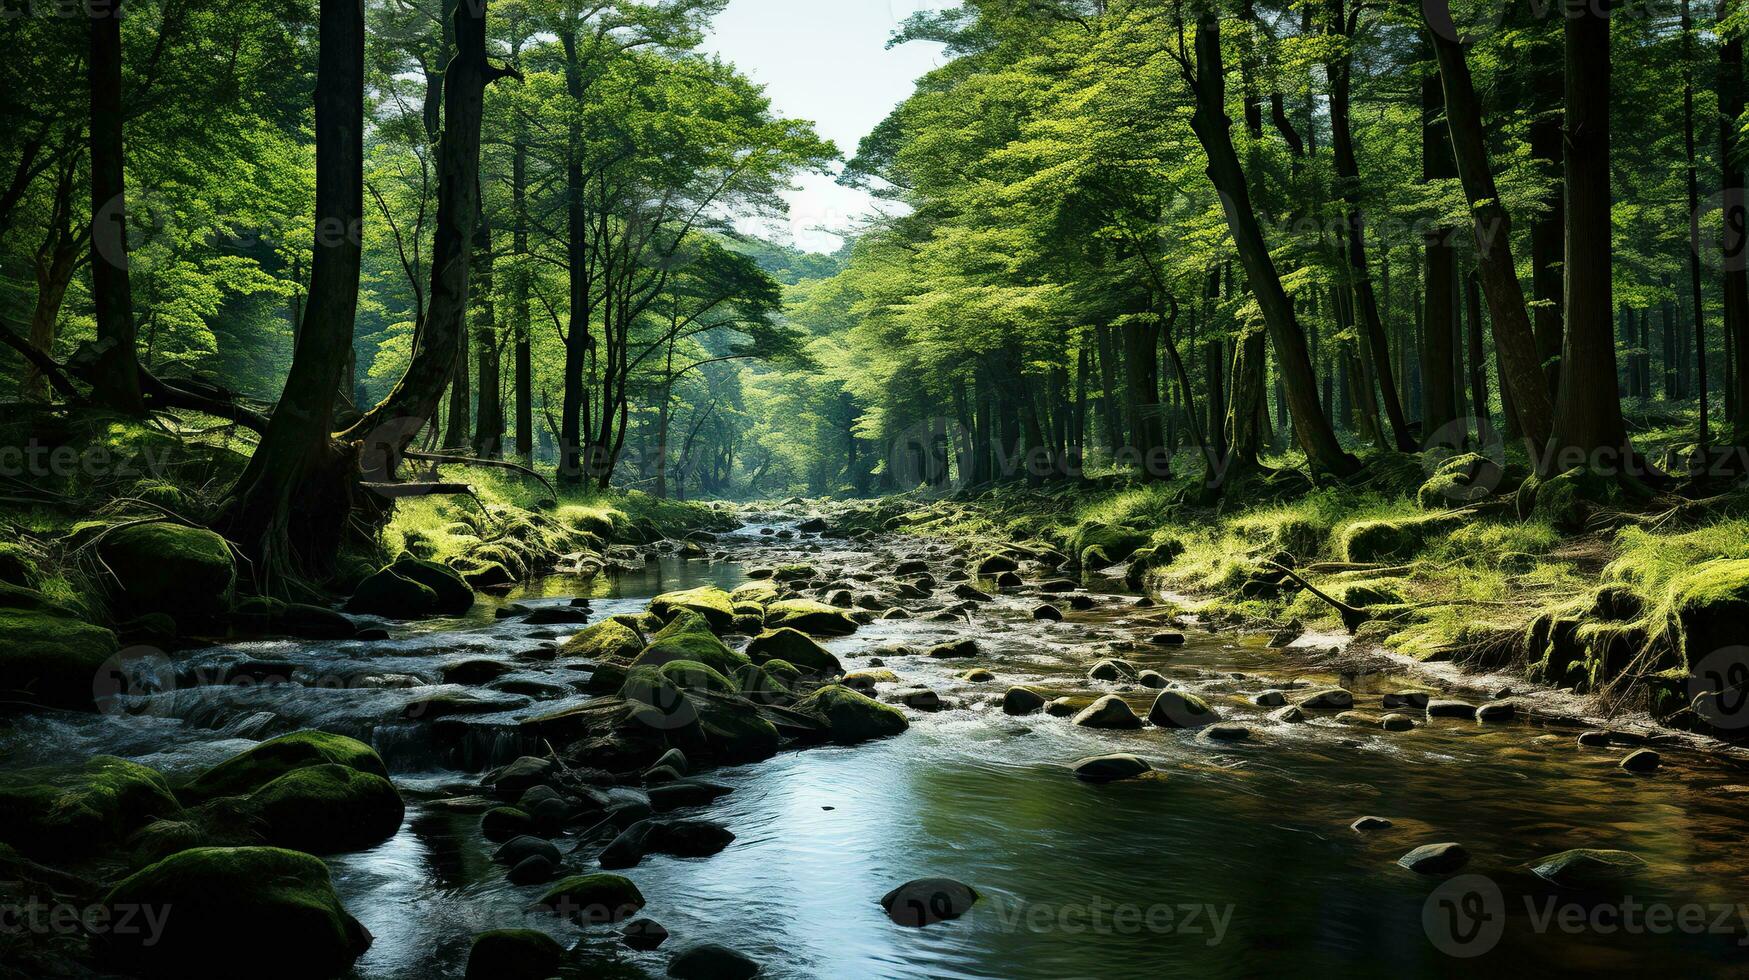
[7,0,1749,977]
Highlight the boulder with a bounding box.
[389,556,475,614]
[1296,689,1354,710]
[650,587,737,634]
[1002,687,1046,715]
[0,607,120,710]
[1072,753,1152,783]
[179,731,389,804]
[1198,723,1251,742]
[926,638,979,659]
[481,807,534,842]
[1380,713,1417,732]
[1071,695,1143,729]
[534,873,646,924]
[244,764,404,854]
[0,755,181,862]
[1620,748,1662,773]
[648,780,733,813]
[880,877,979,926]
[98,846,372,979]
[763,598,858,636]
[1148,690,1218,729]
[561,619,644,663]
[668,943,760,980]
[1088,658,1138,682]
[346,568,439,619]
[493,835,562,867]
[1397,842,1468,875]
[465,929,565,980]
[1475,700,1516,722]
[1529,848,1647,888]
[483,756,558,799]
[599,818,735,869]
[621,918,670,951]
[745,627,843,675]
[1032,603,1063,621]
[794,685,910,743]
[98,522,236,622]
[1351,816,1392,831]
[632,611,753,679]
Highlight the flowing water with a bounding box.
[8,518,1749,978]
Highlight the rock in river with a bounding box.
[1351,816,1392,832]
[600,818,735,869]
[1088,658,1138,682]
[1002,687,1046,715]
[1072,754,1153,783]
[534,873,646,924]
[1619,748,1662,773]
[1425,699,1478,720]
[880,877,980,926]
[668,943,760,980]
[1397,842,1469,875]
[1071,694,1143,729]
[1529,848,1647,888]
[1148,690,1218,729]
[1296,689,1354,710]
[794,685,910,743]
[465,929,565,980]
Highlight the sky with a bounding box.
[700,0,957,253]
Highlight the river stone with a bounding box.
[1251,690,1287,707]
[1475,700,1516,722]
[880,877,980,927]
[1351,815,1392,831]
[388,556,475,615]
[1067,594,1097,611]
[535,873,646,924]
[976,554,1019,575]
[1530,848,1647,888]
[1397,842,1469,875]
[493,835,561,867]
[98,846,371,979]
[181,730,391,803]
[0,755,181,863]
[1045,696,1089,718]
[1040,579,1077,592]
[1380,713,1417,732]
[1148,631,1186,646]
[794,685,910,743]
[649,587,737,633]
[892,687,942,711]
[926,638,980,659]
[958,668,995,682]
[1002,687,1046,715]
[744,627,842,675]
[622,917,670,951]
[893,560,929,576]
[507,854,557,885]
[648,780,733,813]
[481,807,533,842]
[764,598,858,636]
[465,929,565,980]
[1381,691,1431,710]
[1335,711,1382,727]
[245,764,404,855]
[1071,694,1143,729]
[1269,705,1306,723]
[1198,723,1250,742]
[880,606,913,621]
[1296,688,1354,710]
[440,658,516,685]
[1072,753,1153,783]
[668,943,760,980]
[98,522,237,623]
[1148,690,1218,729]
[1577,730,1611,747]
[1136,670,1170,689]
[600,819,735,869]
[484,756,558,800]
[347,567,440,619]
[1088,658,1139,682]
[1033,603,1063,621]
[1425,699,1478,719]
[1619,748,1662,773]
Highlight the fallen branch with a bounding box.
[1263,559,1370,633]
[404,449,557,502]
[0,322,88,404]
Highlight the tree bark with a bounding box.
[1182,12,1357,479]
[1722,7,1749,454]
[472,209,502,457]
[221,0,364,577]
[87,6,145,413]
[1425,23,1555,453]
[1683,0,1709,446]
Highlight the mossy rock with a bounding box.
[1124,537,1187,588]
[764,598,859,637]
[649,586,736,633]
[99,846,372,979]
[97,522,236,623]
[733,663,790,703]
[0,607,119,710]
[794,685,910,744]
[1338,512,1464,563]
[556,505,618,539]
[1671,559,1749,669]
[694,696,783,763]
[454,559,516,590]
[179,730,389,804]
[632,610,753,678]
[1068,521,1150,570]
[1416,452,1521,509]
[465,929,566,980]
[534,873,646,924]
[389,556,475,614]
[760,659,802,683]
[244,764,404,855]
[560,619,644,664]
[0,756,182,862]
[730,581,780,605]
[0,541,42,588]
[1516,466,1614,532]
[744,627,843,675]
[345,567,439,619]
[653,660,739,695]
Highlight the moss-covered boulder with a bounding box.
[1338,512,1464,563]
[632,610,752,678]
[693,696,782,763]
[345,567,439,618]
[649,586,736,634]
[465,929,566,980]
[178,730,389,804]
[1671,559,1749,669]
[534,873,646,924]
[730,580,781,605]
[0,756,181,862]
[744,627,843,675]
[1417,452,1519,509]
[794,685,909,744]
[244,764,404,854]
[97,522,236,622]
[389,556,475,614]
[653,660,739,695]
[763,598,859,637]
[1516,466,1614,531]
[0,541,42,588]
[561,618,644,663]
[0,607,120,710]
[1068,521,1150,570]
[98,846,372,979]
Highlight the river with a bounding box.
[7,515,1749,978]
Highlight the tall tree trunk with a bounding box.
[1425,23,1555,453]
[1326,0,1412,450]
[1182,12,1357,479]
[221,0,364,577]
[341,0,505,458]
[1722,7,1749,455]
[86,6,144,412]
[445,314,471,447]
[1466,270,1490,445]
[1547,0,1630,472]
[1421,42,1460,446]
[1683,0,1710,446]
[472,210,502,457]
[1529,30,1565,401]
[21,157,82,403]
